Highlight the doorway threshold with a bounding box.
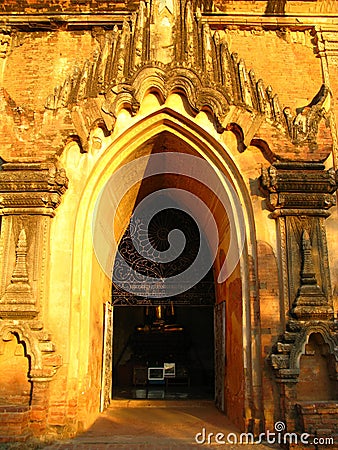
[110,398,215,408]
[113,386,214,401]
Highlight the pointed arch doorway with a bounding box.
[95,126,249,429]
[111,200,216,401]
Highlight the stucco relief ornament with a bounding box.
[50,167,68,192]
[260,165,279,209]
[283,84,330,150]
[328,167,338,186]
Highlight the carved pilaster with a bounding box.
[0,162,68,216]
[261,162,337,317]
[0,162,68,320]
[261,162,338,393]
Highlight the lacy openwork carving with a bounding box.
[112,208,215,305]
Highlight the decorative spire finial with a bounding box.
[0,227,38,318]
[291,229,333,321]
[11,229,29,284]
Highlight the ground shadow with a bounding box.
[33,401,282,449]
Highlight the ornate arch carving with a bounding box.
[0,321,61,379]
[0,324,41,370]
[39,0,331,160]
[271,320,338,382]
[290,323,338,370]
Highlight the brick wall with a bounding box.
[3,31,95,111]
[296,401,338,436]
[0,337,31,406]
[225,29,322,112]
[0,0,128,13]
[257,241,282,428]
[0,30,97,160]
[297,333,336,402]
[0,406,31,443]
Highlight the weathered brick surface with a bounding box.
[0,0,129,13]
[225,29,322,112]
[4,31,95,111]
[297,401,338,437]
[213,0,338,14]
[2,0,338,14]
[0,406,31,441]
[256,241,283,428]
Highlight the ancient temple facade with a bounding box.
[0,0,337,445]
